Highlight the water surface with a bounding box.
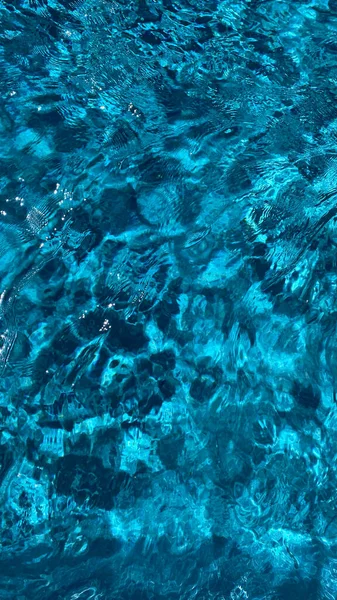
[0,1,337,599]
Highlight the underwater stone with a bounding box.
[292,382,320,410]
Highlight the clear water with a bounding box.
[1,0,337,598]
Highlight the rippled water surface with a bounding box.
[2,0,337,598]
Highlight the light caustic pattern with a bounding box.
[0,1,337,599]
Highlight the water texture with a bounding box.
[1,0,337,598]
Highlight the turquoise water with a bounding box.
[1,0,337,598]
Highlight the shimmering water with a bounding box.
[1,0,337,598]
